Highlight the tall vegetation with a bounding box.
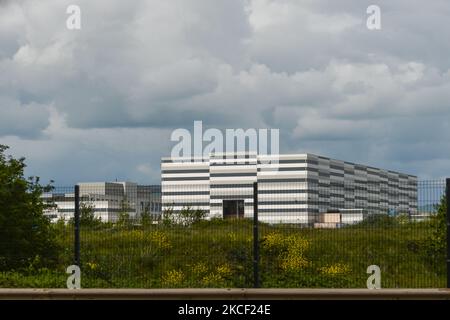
[425,194,447,262]
[80,202,102,227]
[117,197,132,227]
[0,145,58,271]
[161,206,206,226]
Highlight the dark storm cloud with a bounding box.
[0,0,449,183]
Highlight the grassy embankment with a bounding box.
[0,218,445,288]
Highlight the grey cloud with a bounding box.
[0,98,50,137]
[0,0,449,182]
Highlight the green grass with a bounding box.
[0,218,445,288]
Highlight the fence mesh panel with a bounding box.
[0,180,446,288]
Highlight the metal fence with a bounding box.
[1,179,447,288]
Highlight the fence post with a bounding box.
[253,182,260,288]
[446,178,450,289]
[74,184,81,267]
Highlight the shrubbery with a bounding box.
[0,217,445,288]
[356,214,398,227]
[161,206,207,226]
[0,145,59,271]
[423,194,447,273]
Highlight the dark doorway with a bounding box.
[223,200,245,219]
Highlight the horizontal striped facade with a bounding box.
[161,153,418,224]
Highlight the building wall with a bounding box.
[209,153,257,219]
[304,154,418,216]
[161,153,418,224]
[43,183,162,223]
[257,153,311,223]
[319,213,341,223]
[137,185,162,219]
[161,157,210,215]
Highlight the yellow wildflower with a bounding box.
[319,263,351,276]
[148,231,172,250]
[191,262,208,276]
[216,264,232,278]
[162,269,184,287]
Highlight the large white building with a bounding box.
[161,153,418,225]
[43,182,162,223]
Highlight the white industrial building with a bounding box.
[161,153,418,226]
[43,182,161,223]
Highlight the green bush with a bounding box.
[355,214,398,228]
[422,195,447,273]
[428,195,447,254]
[0,269,66,288]
[0,145,59,271]
[160,206,207,226]
[179,207,207,225]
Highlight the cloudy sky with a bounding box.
[1,0,449,185]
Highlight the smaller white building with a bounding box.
[339,209,366,225]
[313,209,366,228]
[43,182,161,223]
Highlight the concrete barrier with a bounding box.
[0,288,450,300]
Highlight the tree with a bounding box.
[160,205,206,226]
[428,194,447,255]
[0,145,58,271]
[116,197,132,227]
[179,206,207,225]
[80,202,102,227]
[140,207,153,228]
[161,206,174,226]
